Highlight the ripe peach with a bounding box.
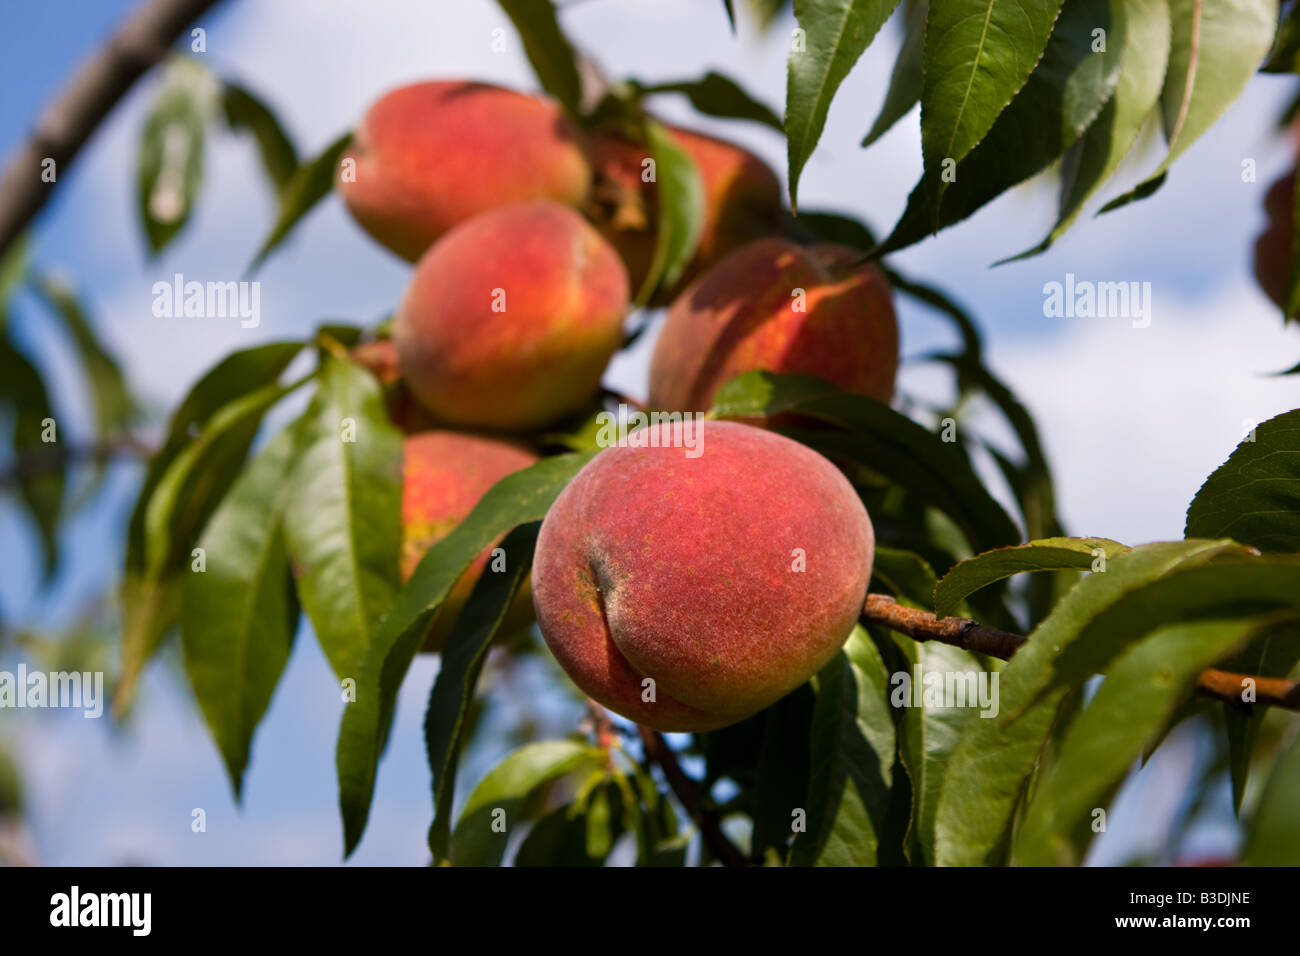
[403,431,538,651]
[1254,168,1294,312]
[339,81,592,260]
[530,420,874,731]
[585,126,784,299]
[394,201,630,431]
[649,238,898,413]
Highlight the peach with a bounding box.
[403,431,538,651]
[394,201,630,431]
[1254,168,1294,312]
[339,81,592,260]
[649,238,898,413]
[585,126,784,300]
[530,420,874,731]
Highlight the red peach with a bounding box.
[394,201,630,431]
[649,238,898,413]
[339,81,591,260]
[403,431,538,651]
[530,420,874,731]
[1255,168,1295,312]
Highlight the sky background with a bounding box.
[1,0,1297,865]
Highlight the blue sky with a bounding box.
[1,0,1298,864]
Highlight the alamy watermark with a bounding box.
[890,665,1000,718]
[0,665,105,718]
[1042,272,1152,328]
[594,405,706,458]
[152,273,260,328]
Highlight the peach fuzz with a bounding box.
[530,420,874,731]
[402,431,538,651]
[394,201,630,432]
[339,81,591,260]
[649,237,898,413]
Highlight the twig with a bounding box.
[860,594,1300,712]
[0,434,154,488]
[0,0,223,258]
[636,725,747,867]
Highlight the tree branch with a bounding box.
[861,594,1300,712]
[636,725,748,867]
[0,0,223,258]
[0,434,154,489]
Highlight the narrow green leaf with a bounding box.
[426,523,540,862]
[891,635,983,865]
[870,546,938,607]
[1015,614,1281,865]
[1242,731,1300,864]
[336,452,594,856]
[183,423,303,797]
[919,0,1064,221]
[495,0,583,116]
[1007,0,1171,260]
[723,0,738,31]
[120,370,304,712]
[710,371,1021,551]
[283,355,402,680]
[790,625,894,865]
[880,0,1120,255]
[250,131,352,270]
[0,234,29,311]
[786,0,901,210]
[0,336,62,577]
[1185,408,1300,552]
[934,537,1128,618]
[933,539,1234,865]
[451,740,607,866]
[222,81,298,193]
[1221,621,1300,814]
[752,684,815,859]
[861,0,925,147]
[29,273,135,437]
[1099,0,1277,214]
[137,58,216,254]
[633,72,784,132]
[636,119,706,304]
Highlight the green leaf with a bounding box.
[29,273,135,438]
[635,119,706,303]
[861,0,925,147]
[1185,409,1300,552]
[495,0,583,116]
[0,336,62,578]
[879,0,1120,255]
[1221,621,1300,813]
[515,783,625,866]
[222,81,298,193]
[1242,731,1300,864]
[919,0,1064,222]
[890,634,984,865]
[137,58,215,255]
[451,740,607,866]
[1015,614,1281,866]
[120,361,305,713]
[335,451,595,856]
[250,131,352,270]
[723,0,738,31]
[933,539,1235,865]
[1100,0,1277,214]
[0,234,29,311]
[752,684,815,859]
[790,625,895,865]
[934,537,1128,618]
[282,355,402,680]
[786,0,901,210]
[1262,2,1300,72]
[633,72,783,132]
[870,546,939,607]
[1007,0,1171,260]
[183,423,302,798]
[710,371,1020,552]
[426,523,540,863]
